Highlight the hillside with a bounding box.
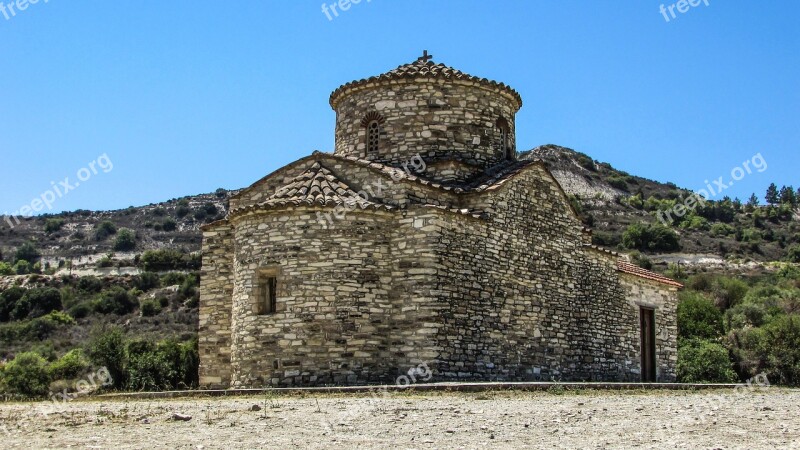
[2,146,797,275]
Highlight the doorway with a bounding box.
[640,307,656,382]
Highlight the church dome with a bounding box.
[329,52,523,180]
[329,52,522,110]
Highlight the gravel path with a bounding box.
[1,389,798,449]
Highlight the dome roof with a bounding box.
[329,51,522,109]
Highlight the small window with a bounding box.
[257,275,277,315]
[366,120,380,154]
[496,117,512,160]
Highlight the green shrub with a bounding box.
[85,328,127,388]
[710,223,735,237]
[13,260,32,275]
[48,349,90,381]
[125,338,198,391]
[94,221,118,241]
[0,352,51,397]
[44,218,65,233]
[93,288,137,315]
[140,250,200,272]
[160,272,185,287]
[161,218,177,232]
[134,272,161,292]
[139,298,161,317]
[677,292,724,341]
[14,242,40,264]
[711,277,749,310]
[787,245,800,263]
[0,287,26,322]
[17,288,63,320]
[68,302,92,319]
[176,205,190,218]
[677,339,738,383]
[77,276,105,293]
[113,229,136,251]
[622,223,680,252]
[607,176,629,191]
[0,261,15,275]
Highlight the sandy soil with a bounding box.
[1,388,797,449]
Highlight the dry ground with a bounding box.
[1,388,798,449]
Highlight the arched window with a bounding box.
[496,117,513,160]
[366,120,380,154]
[361,111,385,157]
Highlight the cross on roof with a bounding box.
[417,50,433,63]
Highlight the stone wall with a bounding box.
[332,79,520,171]
[619,274,679,382]
[200,158,681,387]
[198,224,234,387]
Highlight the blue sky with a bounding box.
[1,0,797,215]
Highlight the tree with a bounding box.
[94,221,118,241]
[14,241,40,264]
[622,223,680,252]
[746,193,759,211]
[677,292,724,341]
[766,183,779,206]
[85,327,127,388]
[113,229,136,251]
[779,185,797,206]
[0,352,51,397]
[677,339,738,383]
[44,218,65,233]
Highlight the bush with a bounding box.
[622,223,680,252]
[125,338,198,391]
[176,205,190,218]
[140,250,201,272]
[161,218,177,232]
[44,218,65,233]
[677,292,724,341]
[14,241,40,264]
[93,287,137,315]
[139,298,162,317]
[77,276,105,293]
[607,176,629,191]
[787,244,800,263]
[85,328,127,388]
[0,352,51,397]
[94,221,118,241]
[48,349,90,381]
[13,260,31,275]
[711,277,749,310]
[113,229,136,251]
[0,287,26,322]
[677,339,738,383]
[16,288,62,320]
[134,272,161,292]
[0,261,13,275]
[68,302,92,319]
[161,272,186,286]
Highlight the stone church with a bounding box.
[198,52,682,388]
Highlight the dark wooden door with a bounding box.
[640,308,656,382]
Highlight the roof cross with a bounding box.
[417,50,433,63]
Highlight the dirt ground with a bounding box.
[0,388,797,449]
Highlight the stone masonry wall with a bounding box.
[332,79,519,170]
[198,224,234,387]
[619,274,679,382]
[226,207,443,386]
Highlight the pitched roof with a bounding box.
[329,57,522,109]
[229,162,393,216]
[616,261,684,288]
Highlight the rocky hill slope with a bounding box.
[0,146,797,276]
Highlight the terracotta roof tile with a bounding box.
[330,57,522,109]
[616,261,684,288]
